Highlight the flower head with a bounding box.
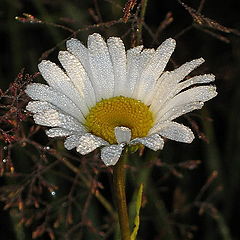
[26,33,217,166]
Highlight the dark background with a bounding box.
[0,0,240,239]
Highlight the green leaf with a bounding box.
[131,184,143,240]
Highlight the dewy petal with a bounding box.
[67,38,98,102]
[131,134,164,151]
[107,37,127,97]
[66,38,90,75]
[150,58,205,112]
[38,60,89,116]
[26,101,57,113]
[157,101,204,123]
[131,48,155,99]
[158,74,215,112]
[76,133,108,155]
[32,109,60,127]
[101,144,124,166]
[27,101,86,135]
[144,71,170,105]
[136,38,176,101]
[155,85,217,120]
[58,51,96,108]
[46,128,75,138]
[174,74,215,97]
[150,121,194,143]
[125,45,143,97]
[64,134,83,150]
[114,127,131,144]
[139,48,156,69]
[27,101,86,133]
[33,109,86,132]
[87,33,115,100]
[25,83,85,121]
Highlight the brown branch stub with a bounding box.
[15,13,42,24]
[122,0,137,23]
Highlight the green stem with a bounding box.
[113,151,131,240]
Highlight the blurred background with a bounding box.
[0,0,240,239]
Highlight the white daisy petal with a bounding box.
[137,38,176,101]
[46,128,74,138]
[38,60,89,115]
[101,144,124,166]
[58,51,96,108]
[64,135,83,150]
[132,48,155,99]
[155,85,217,120]
[76,133,108,155]
[87,33,115,100]
[150,58,205,112]
[125,45,143,97]
[25,83,84,121]
[107,37,127,97]
[144,71,170,105]
[27,101,86,133]
[33,109,86,132]
[131,134,164,151]
[150,121,194,143]
[165,58,205,85]
[175,74,215,95]
[114,127,131,144]
[67,38,97,103]
[139,48,156,69]
[157,101,204,123]
[26,101,57,113]
[145,38,176,78]
[32,110,60,127]
[66,38,90,74]
[159,74,215,109]
[27,102,86,134]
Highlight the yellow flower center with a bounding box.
[85,96,154,144]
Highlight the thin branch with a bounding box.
[137,0,149,45]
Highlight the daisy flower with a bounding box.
[25,33,217,166]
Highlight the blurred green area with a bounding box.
[1,0,240,239]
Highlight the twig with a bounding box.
[136,0,148,45]
[24,138,116,219]
[40,18,124,60]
